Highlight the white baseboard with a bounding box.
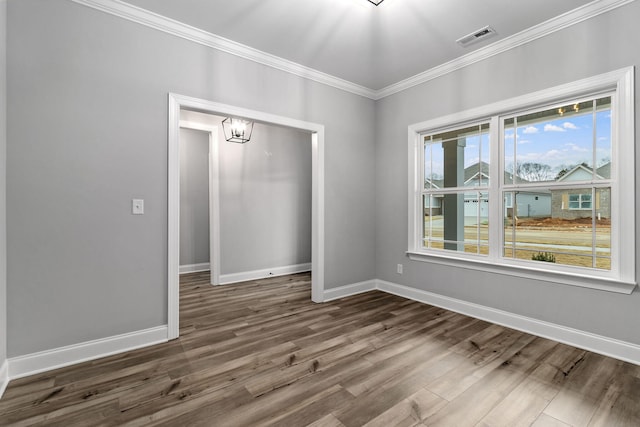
[0,359,8,399]
[322,279,377,302]
[179,262,210,274]
[8,326,168,380]
[219,262,311,285]
[6,278,639,386]
[375,279,640,366]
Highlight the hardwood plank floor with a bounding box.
[1,271,639,426]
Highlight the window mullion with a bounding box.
[488,116,502,262]
[419,139,426,250]
[592,187,597,268]
[592,99,597,179]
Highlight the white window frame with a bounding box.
[407,67,635,294]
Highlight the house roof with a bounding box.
[464,162,529,185]
[425,161,528,188]
[557,162,611,181]
[596,162,611,179]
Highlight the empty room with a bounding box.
[0,0,640,426]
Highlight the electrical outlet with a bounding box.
[132,199,144,215]
[397,263,403,274]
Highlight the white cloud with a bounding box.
[544,124,565,132]
[522,126,539,134]
[563,122,579,130]
[565,143,589,152]
[518,139,532,145]
[516,144,598,170]
[540,149,562,159]
[505,132,515,140]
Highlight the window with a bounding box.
[568,194,592,210]
[408,68,635,294]
[422,123,490,255]
[502,95,612,271]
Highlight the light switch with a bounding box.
[132,199,144,215]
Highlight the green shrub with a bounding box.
[532,252,556,263]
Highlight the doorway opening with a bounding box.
[178,122,220,288]
[168,94,325,340]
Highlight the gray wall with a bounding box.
[179,128,210,267]
[0,0,7,367]
[375,1,640,345]
[180,114,312,275]
[7,0,637,362]
[218,122,312,274]
[6,0,375,357]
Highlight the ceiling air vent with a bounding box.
[456,26,497,47]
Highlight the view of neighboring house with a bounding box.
[551,162,611,220]
[505,190,552,219]
[425,161,553,218]
[426,161,612,220]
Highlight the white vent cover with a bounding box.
[456,26,497,47]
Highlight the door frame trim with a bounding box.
[178,121,221,287]
[168,93,325,339]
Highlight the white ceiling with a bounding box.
[123,0,595,90]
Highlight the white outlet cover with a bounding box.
[132,199,144,215]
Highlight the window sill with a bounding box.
[406,251,636,294]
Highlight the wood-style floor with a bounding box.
[1,272,639,426]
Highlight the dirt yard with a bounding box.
[514,216,611,228]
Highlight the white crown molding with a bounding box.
[69,0,377,100]
[375,0,637,99]
[71,0,634,101]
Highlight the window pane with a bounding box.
[480,128,490,186]
[504,188,611,270]
[504,192,513,208]
[595,188,611,270]
[504,118,516,185]
[424,123,490,189]
[423,195,441,248]
[463,123,490,187]
[504,96,612,185]
[423,139,444,189]
[423,191,488,255]
[465,191,489,254]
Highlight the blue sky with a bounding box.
[505,109,611,173]
[424,106,611,181]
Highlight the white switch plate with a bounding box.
[397,263,403,274]
[132,199,144,215]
